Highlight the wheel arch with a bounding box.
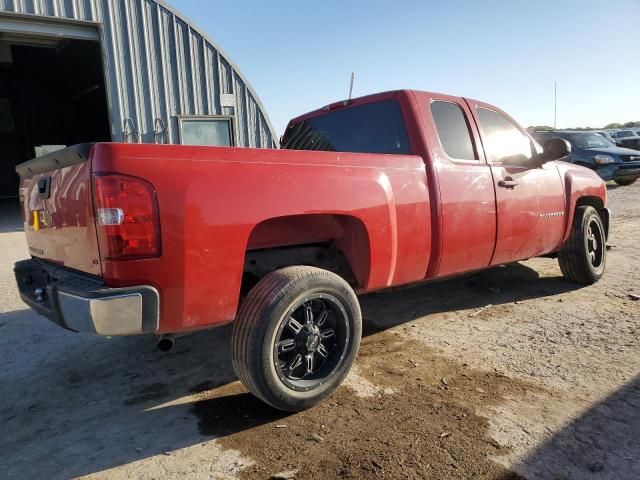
[575,195,604,211]
[243,213,372,291]
[575,196,608,240]
[558,163,608,245]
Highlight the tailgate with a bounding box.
[17,144,102,276]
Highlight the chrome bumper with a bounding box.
[14,259,159,336]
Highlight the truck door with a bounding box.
[469,101,566,265]
[418,93,497,278]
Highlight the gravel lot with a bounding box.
[0,183,638,479]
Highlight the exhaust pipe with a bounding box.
[157,335,175,353]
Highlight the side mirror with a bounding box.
[501,139,572,169]
[543,138,571,161]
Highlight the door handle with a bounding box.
[38,176,51,199]
[498,178,519,189]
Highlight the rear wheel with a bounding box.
[558,206,606,284]
[231,266,361,411]
[614,178,637,186]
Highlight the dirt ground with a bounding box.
[0,183,638,480]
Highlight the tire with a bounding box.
[614,178,637,186]
[558,206,606,284]
[231,266,362,412]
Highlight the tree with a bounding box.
[528,121,639,132]
[527,125,555,132]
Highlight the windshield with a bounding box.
[281,99,411,154]
[566,133,615,149]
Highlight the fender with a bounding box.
[556,161,607,246]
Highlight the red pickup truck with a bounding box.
[14,90,609,411]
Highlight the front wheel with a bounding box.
[558,206,606,284]
[614,178,637,186]
[231,266,362,411]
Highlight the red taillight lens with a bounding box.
[93,174,161,260]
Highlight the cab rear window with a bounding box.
[281,99,411,154]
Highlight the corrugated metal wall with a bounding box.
[0,0,277,147]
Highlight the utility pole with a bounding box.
[348,72,355,100]
[554,81,557,130]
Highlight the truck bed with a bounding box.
[18,142,432,333]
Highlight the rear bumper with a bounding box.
[14,259,159,336]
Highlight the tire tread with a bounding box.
[231,266,360,411]
[558,206,605,284]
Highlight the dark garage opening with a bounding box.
[0,38,111,199]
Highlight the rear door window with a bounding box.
[281,100,411,154]
[430,101,476,161]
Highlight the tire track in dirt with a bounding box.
[190,330,540,479]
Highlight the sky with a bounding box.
[172,0,640,136]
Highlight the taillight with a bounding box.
[92,174,161,260]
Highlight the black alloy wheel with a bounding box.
[231,266,362,411]
[273,294,350,392]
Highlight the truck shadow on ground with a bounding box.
[0,261,583,479]
[0,310,240,479]
[499,374,640,480]
[361,260,580,330]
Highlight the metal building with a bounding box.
[0,0,277,198]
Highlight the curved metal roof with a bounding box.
[157,0,276,139]
[0,0,277,147]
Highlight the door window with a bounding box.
[477,108,533,164]
[180,117,233,146]
[430,101,476,161]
